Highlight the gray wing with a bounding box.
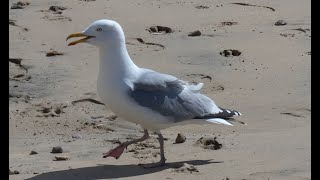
[128,70,222,122]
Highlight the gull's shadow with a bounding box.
[27,159,222,180]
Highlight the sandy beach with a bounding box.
[9,0,310,179]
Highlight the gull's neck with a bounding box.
[99,42,138,80]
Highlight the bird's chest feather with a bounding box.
[97,76,138,117]
[97,76,128,107]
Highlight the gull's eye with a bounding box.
[96,28,102,32]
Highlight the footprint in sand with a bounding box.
[146,25,173,35]
[39,6,71,21]
[34,103,67,117]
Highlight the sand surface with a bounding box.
[9,0,310,179]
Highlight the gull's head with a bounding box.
[66,19,125,47]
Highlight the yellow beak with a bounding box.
[66,32,93,46]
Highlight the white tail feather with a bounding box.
[188,83,204,93]
[206,118,233,126]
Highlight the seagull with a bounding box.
[66,19,242,168]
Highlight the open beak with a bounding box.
[66,32,94,46]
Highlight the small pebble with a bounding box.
[72,134,82,139]
[275,20,287,26]
[54,156,69,161]
[96,124,105,129]
[46,50,64,57]
[11,1,29,9]
[188,30,201,37]
[51,146,63,153]
[30,150,38,155]
[9,169,20,175]
[195,5,209,9]
[49,6,67,12]
[148,26,173,33]
[11,4,24,9]
[175,133,186,143]
[17,0,30,6]
[220,49,241,57]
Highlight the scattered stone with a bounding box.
[49,6,67,12]
[195,5,209,9]
[175,133,186,143]
[188,30,201,37]
[46,49,64,57]
[51,146,63,153]
[147,26,173,34]
[280,33,295,37]
[72,134,82,139]
[14,74,24,78]
[9,169,20,175]
[54,156,69,161]
[220,49,241,57]
[195,137,222,150]
[170,163,199,173]
[11,1,30,9]
[275,20,287,26]
[54,11,63,15]
[30,150,38,155]
[17,0,30,6]
[54,107,62,115]
[96,124,105,129]
[9,58,22,65]
[11,4,24,9]
[9,19,16,26]
[221,22,238,26]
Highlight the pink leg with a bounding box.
[103,129,149,159]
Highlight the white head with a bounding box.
[67,19,125,47]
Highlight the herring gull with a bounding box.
[67,19,242,168]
